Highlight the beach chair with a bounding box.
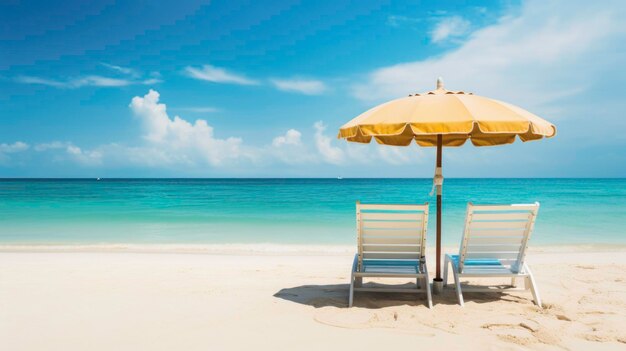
[444,202,542,307]
[349,201,432,308]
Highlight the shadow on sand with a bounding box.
[274,282,520,308]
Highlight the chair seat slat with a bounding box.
[363,252,422,259]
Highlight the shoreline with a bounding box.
[1,242,625,255]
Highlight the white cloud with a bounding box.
[7,117,432,173]
[348,0,626,177]
[272,129,302,147]
[386,15,421,28]
[65,145,102,166]
[184,66,326,95]
[0,141,29,163]
[184,65,258,85]
[101,63,139,77]
[34,141,69,151]
[0,141,29,153]
[141,78,163,85]
[173,107,219,113]
[15,76,67,88]
[129,89,246,166]
[184,66,326,94]
[16,75,159,88]
[270,78,327,95]
[352,0,626,110]
[16,63,160,89]
[313,121,344,165]
[430,16,471,43]
[75,76,133,87]
[264,129,314,166]
[268,124,427,167]
[29,91,248,169]
[33,141,101,165]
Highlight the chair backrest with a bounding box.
[458,202,540,273]
[356,201,429,267]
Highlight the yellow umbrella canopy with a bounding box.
[338,78,556,291]
[339,78,556,147]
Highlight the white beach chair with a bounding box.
[444,202,542,307]
[349,201,432,308]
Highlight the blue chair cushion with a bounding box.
[450,255,503,266]
[361,259,422,274]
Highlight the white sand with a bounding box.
[1,245,625,350]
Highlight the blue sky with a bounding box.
[1,0,624,177]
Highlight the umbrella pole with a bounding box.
[433,134,444,293]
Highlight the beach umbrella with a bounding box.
[338,78,556,291]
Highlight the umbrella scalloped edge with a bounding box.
[338,121,556,147]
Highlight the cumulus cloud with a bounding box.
[0,141,29,153]
[270,78,327,95]
[268,124,426,168]
[129,89,246,166]
[33,141,102,165]
[430,16,471,43]
[184,65,258,85]
[272,129,302,147]
[34,141,68,151]
[65,145,102,165]
[265,129,316,166]
[4,117,432,173]
[25,91,251,170]
[0,141,29,164]
[313,121,344,165]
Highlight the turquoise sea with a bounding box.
[0,179,624,246]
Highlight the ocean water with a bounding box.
[0,179,624,246]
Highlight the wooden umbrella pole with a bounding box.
[435,134,443,285]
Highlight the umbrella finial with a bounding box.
[436,77,444,90]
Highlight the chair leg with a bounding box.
[423,266,433,309]
[443,255,449,287]
[355,277,363,288]
[349,254,358,307]
[511,277,517,287]
[349,273,355,307]
[524,264,542,308]
[451,264,464,307]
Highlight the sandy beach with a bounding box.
[1,245,625,351]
